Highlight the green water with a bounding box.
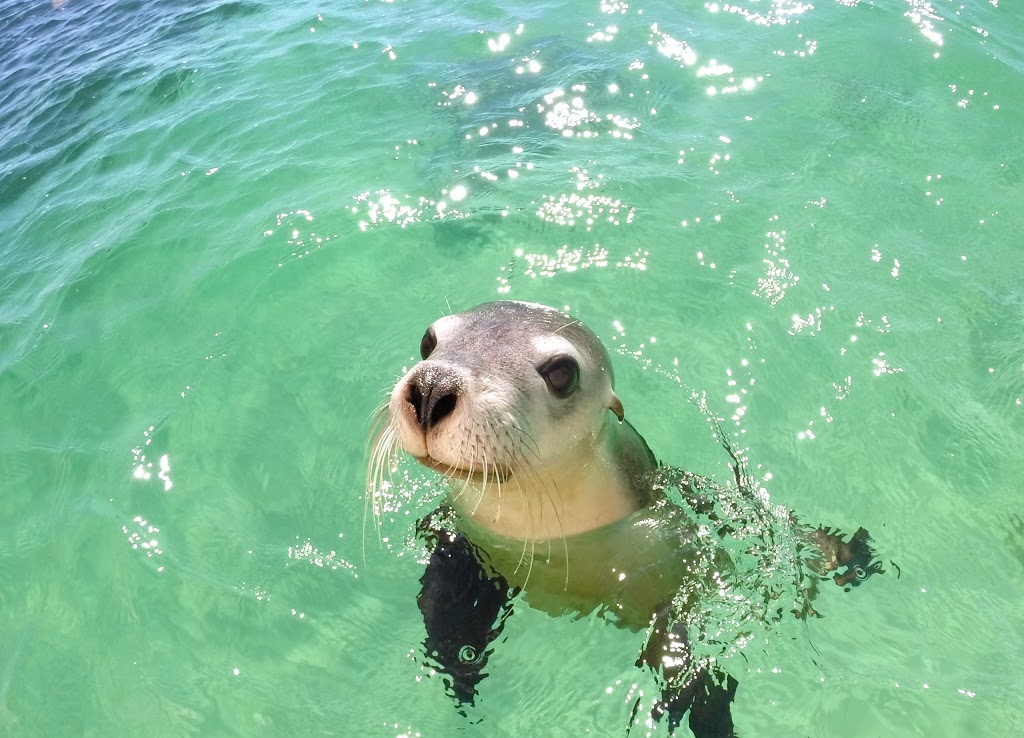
[1,0,1022,735]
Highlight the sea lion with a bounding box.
[369,300,880,736]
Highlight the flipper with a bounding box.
[416,509,514,707]
[636,607,738,737]
[805,526,885,589]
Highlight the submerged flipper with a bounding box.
[805,526,885,589]
[636,607,738,737]
[416,509,514,707]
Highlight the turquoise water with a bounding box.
[2,0,1023,734]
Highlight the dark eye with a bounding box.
[538,356,580,398]
[420,328,437,359]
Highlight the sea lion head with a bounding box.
[370,301,653,541]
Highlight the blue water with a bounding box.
[1,0,1022,735]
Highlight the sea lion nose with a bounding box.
[407,364,461,430]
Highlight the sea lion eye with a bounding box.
[538,356,580,398]
[420,328,437,359]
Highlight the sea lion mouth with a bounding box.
[420,455,512,483]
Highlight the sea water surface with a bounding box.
[1,0,1022,735]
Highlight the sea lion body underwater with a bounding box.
[370,300,879,736]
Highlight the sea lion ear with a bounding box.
[609,392,624,422]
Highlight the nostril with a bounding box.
[430,392,457,427]
[407,384,425,426]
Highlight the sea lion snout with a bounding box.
[406,363,464,431]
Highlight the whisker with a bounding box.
[508,464,533,580]
[506,418,571,590]
[516,496,537,590]
[526,533,537,590]
[486,414,514,521]
[471,432,488,516]
[553,319,582,334]
[363,396,391,434]
[446,428,477,505]
[365,422,398,564]
[512,432,564,536]
[481,417,502,522]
